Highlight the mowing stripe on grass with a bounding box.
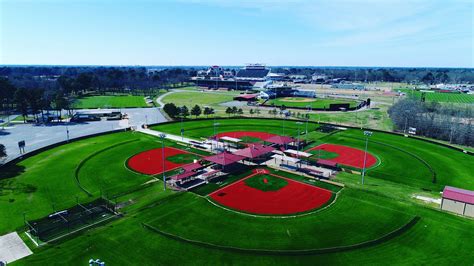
[142,216,420,255]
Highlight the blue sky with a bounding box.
[0,0,472,67]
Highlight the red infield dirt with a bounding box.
[308,144,377,169]
[210,169,333,215]
[215,131,278,141]
[127,147,193,175]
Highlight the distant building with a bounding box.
[267,72,286,81]
[331,83,365,90]
[441,186,474,218]
[312,74,329,84]
[289,74,308,83]
[235,64,271,82]
[191,64,269,90]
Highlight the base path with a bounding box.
[210,171,333,215]
[307,144,377,168]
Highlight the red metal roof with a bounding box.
[240,94,258,99]
[234,144,274,159]
[203,152,244,166]
[171,171,196,181]
[264,135,295,145]
[443,186,474,204]
[234,94,259,101]
[182,162,202,172]
[316,159,338,167]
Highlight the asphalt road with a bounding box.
[0,108,167,163]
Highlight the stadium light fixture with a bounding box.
[160,133,167,190]
[361,131,373,185]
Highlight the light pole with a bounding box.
[305,117,309,144]
[66,125,70,142]
[296,121,303,156]
[361,130,373,185]
[160,133,167,190]
[180,107,184,141]
[145,115,148,126]
[296,121,304,169]
[403,110,409,134]
[213,122,220,151]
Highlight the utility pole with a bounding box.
[160,133,167,190]
[361,131,373,185]
[296,122,303,155]
[66,125,70,142]
[213,122,220,151]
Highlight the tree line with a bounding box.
[388,98,473,146]
[162,103,215,119]
[271,67,474,84]
[0,77,73,122]
[0,67,197,121]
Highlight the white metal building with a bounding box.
[441,186,474,218]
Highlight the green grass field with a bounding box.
[152,118,323,140]
[244,174,288,191]
[161,91,237,107]
[73,95,150,108]
[399,89,474,104]
[1,118,474,265]
[266,97,359,109]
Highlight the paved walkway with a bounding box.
[0,232,32,264]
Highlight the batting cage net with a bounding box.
[26,198,117,243]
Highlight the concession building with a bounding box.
[441,186,474,218]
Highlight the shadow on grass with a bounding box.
[0,163,26,180]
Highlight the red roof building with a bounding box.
[264,135,295,145]
[171,171,196,181]
[316,159,338,168]
[233,94,259,101]
[203,152,244,166]
[443,186,474,204]
[182,162,203,172]
[441,186,474,218]
[234,144,275,159]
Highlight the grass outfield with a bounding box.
[161,91,237,107]
[1,118,474,264]
[17,186,474,265]
[73,95,150,108]
[151,118,323,140]
[146,190,412,250]
[0,132,205,234]
[266,97,359,109]
[399,89,474,104]
[319,129,474,191]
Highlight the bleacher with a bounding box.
[236,69,270,79]
[293,90,316,98]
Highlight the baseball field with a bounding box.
[1,118,473,265]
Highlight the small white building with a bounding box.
[441,186,474,218]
